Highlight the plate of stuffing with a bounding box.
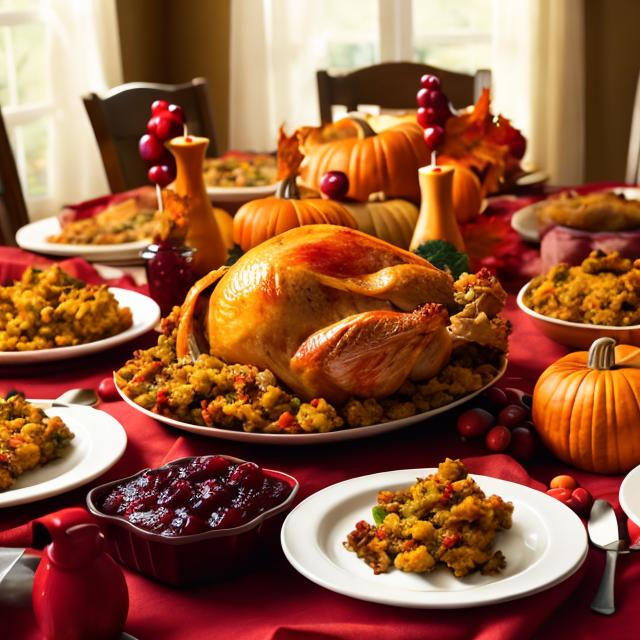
[15,197,155,264]
[281,459,588,608]
[203,153,278,203]
[0,394,127,507]
[511,187,640,243]
[0,265,160,364]
[517,251,640,349]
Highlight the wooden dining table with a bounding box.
[1,183,638,640]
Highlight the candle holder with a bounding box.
[141,242,197,317]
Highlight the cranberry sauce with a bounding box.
[99,456,292,537]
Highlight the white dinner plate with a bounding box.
[15,216,149,264]
[206,183,278,203]
[510,187,640,243]
[281,468,588,608]
[115,359,506,445]
[1,288,160,365]
[619,464,640,525]
[0,405,127,508]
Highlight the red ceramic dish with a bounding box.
[86,455,299,586]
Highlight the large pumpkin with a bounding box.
[532,337,640,473]
[300,118,429,203]
[233,176,356,252]
[344,198,418,249]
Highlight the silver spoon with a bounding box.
[52,388,98,407]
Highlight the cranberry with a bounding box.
[570,487,593,514]
[179,513,207,535]
[420,74,440,91]
[416,88,430,108]
[229,462,263,490]
[188,455,232,480]
[426,90,447,110]
[457,408,494,438]
[148,164,174,187]
[217,506,243,529]
[147,115,181,141]
[485,425,511,452]
[138,133,165,164]
[423,125,444,150]
[546,487,572,502]
[509,426,537,461]
[98,377,120,402]
[157,479,192,508]
[549,475,579,491]
[151,99,170,115]
[497,404,528,428]
[320,171,349,201]
[482,386,508,410]
[166,103,185,123]
[101,490,124,514]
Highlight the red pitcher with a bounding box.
[32,507,129,640]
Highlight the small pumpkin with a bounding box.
[233,129,356,252]
[343,196,419,249]
[437,156,484,223]
[532,337,640,474]
[299,117,429,202]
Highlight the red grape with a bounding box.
[416,88,430,109]
[98,377,120,402]
[151,99,170,115]
[570,487,593,514]
[147,115,182,141]
[509,426,536,461]
[167,103,185,123]
[485,425,511,452]
[320,171,349,200]
[549,474,578,490]
[420,74,440,91]
[423,125,444,150]
[457,408,494,438]
[483,386,508,409]
[138,134,165,163]
[497,404,528,428]
[148,164,175,187]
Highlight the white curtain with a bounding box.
[30,0,122,218]
[491,0,585,185]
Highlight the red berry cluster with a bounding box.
[456,386,537,461]
[139,100,186,187]
[546,475,593,516]
[320,170,350,201]
[416,74,453,152]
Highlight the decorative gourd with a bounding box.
[437,156,484,223]
[343,197,419,249]
[299,118,429,202]
[213,207,233,248]
[410,165,465,252]
[167,135,230,276]
[233,129,357,252]
[532,337,640,474]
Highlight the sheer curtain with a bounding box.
[32,0,122,217]
[491,0,585,184]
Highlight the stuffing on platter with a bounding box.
[523,251,640,326]
[0,394,74,490]
[203,154,277,188]
[536,190,640,232]
[48,198,156,244]
[344,458,513,577]
[0,265,132,351]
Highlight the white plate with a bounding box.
[619,464,640,525]
[514,170,549,188]
[510,187,640,243]
[1,288,160,365]
[281,468,588,608]
[15,216,149,263]
[206,183,278,203]
[0,405,127,508]
[115,359,506,445]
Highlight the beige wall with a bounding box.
[116,0,231,152]
[117,1,639,182]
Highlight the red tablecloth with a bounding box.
[2,189,639,640]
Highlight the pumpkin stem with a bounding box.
[587,337,616,370]
[276,173,300,200]
[347,114,377,138]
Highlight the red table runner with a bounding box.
[2,187,638,639]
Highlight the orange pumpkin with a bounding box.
[437,156,484,223]
[532,337,640,474]
[233,176,357,252]
[300,118,429,202]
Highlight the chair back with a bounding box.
[626,71,640,185]
[84,77,217,193]
[317,62,491,124]
[0,107,29,246]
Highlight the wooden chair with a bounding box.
[626,71,640,184]
[317,62,491,124]
[0,107,29,247]
[84,77,218,193]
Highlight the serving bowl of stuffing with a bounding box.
[517,251,640,349]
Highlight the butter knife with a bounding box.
[588,499,623,615]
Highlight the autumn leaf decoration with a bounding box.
[277,125,304,181]
[154,189,190,243]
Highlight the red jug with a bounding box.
[32,507,129,640]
